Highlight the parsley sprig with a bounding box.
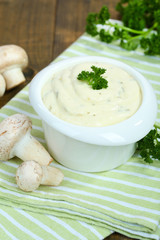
[86,1,160,55]
[77,65,108,90]
[137,123,160,163]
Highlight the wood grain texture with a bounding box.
[53,0,120,58]
[0,1,134,239]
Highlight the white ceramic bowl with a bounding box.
[29,56,157,172]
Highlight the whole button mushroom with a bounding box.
[0,44,28,90]
[16,160,64,192]
[0,74,6,97]
[0,114,53,166]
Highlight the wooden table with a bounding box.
[0,1,133,239]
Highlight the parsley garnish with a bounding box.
[86,1,160,55]
[77,65,108,90]
[137,123,160,163]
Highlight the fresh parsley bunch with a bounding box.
[86,0,160,55]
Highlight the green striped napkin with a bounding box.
[0,31,160,240]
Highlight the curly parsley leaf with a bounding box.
[137,123,160,163]
[116,0,147,31]
[77,66,108,90]
[116,0,160,30]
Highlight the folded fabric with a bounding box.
[0,32,160,240]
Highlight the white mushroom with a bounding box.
[16,160,64,192]
[0,74,6,97]
[0,114,53,166]
[0,45,28,90]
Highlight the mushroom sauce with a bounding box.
[42,62,141,127]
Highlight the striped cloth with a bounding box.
[0,31,160,240]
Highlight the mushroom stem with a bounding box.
[3,67,26,90]
[41,165,64,186]
[0,45,28,90]
[0,74,6,97]
[16,160,64,192]
[0,114,54,166]
[12,131,53,166]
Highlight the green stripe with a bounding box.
[82,34,160,64]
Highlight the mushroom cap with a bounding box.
[0,74,6,97]
[0,45,28,73]
[0,114,32,161]
[16,160,43,192]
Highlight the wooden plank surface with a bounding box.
[0,0,133,239]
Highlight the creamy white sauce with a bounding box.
[42,62,141,127]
